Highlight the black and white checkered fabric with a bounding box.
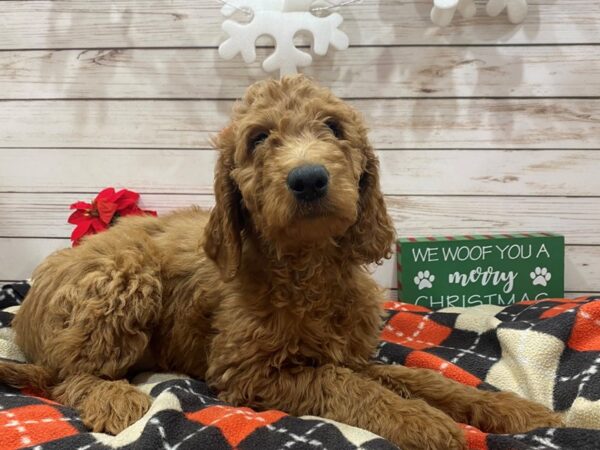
[1,282,600,450]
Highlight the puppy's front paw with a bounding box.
[471,391,563,434]
[415,419,466,450]
[392,405,467,450]
[80,383,152,434]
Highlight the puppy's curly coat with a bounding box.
[0,76,561,449]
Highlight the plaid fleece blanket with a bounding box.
[1,283,599,450]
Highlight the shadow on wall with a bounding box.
[373,0,536,147]
[46,1,221,149]
[383,0,541,44]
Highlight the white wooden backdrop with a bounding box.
[0,0,599,299]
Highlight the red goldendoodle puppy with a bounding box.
[0,75,561,449]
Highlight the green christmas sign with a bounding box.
[397,233,564,309]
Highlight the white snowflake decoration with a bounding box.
[218,0,350,77]
[430,0,528,27]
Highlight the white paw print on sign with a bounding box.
[414,270,435,290]
[530,267,552,287]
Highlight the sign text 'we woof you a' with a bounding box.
[397,234,564,309]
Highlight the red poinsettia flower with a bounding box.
[68,188,157,246]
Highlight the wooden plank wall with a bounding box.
[0,0,599,299]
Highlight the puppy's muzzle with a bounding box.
[287,165,329,202]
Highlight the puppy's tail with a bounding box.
[0,359,54,393]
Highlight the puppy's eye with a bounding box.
[325,119,343,139]
[248,131,269,153]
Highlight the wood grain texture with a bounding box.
[0,238,69,281]
[1,99,599,149]
[2,46,600,99]
[2,149,599,196]
[1,193,599,245]
[0,237,596,291]
[1,0,599,48]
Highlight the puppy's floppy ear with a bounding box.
[204,127,243,279]
[344,143,395,265]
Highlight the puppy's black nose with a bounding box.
[287,165,329,202]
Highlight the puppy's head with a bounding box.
[204,75,395,278]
